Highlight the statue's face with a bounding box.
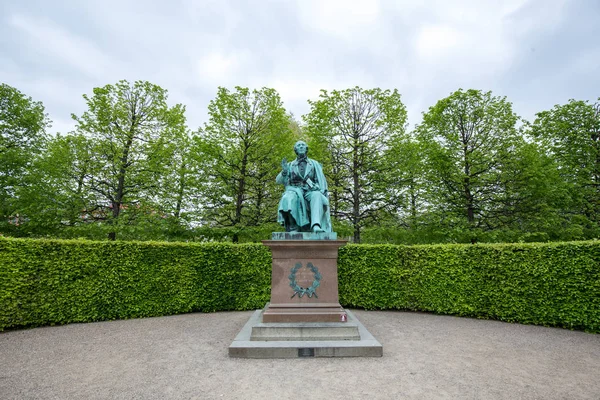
[295,141,308,156]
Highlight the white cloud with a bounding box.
[415,25,463,59]
[0,63,85,135]
[9,14,118,80]
[181,0,243,34]
[503,0,568,36]
[49,117,77,136]
[569,49,600,75]
[270,80,326,103]
[267,79,329,117]
[195,52,249,86]
[296,0,381,41]
[1,0,597,135]
[413,13,516,77]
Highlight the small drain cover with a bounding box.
[298,348,315,357]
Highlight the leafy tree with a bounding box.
[496,140,572,237]
[287,113,304,139]
[15,133,95,236]
[151,129,206,238]
[416,89,525,233]
[386,137,429,230]
[196,87,296,240]
[0,83,50,232]
[71,80,187,240]
[530,98,600,232]
[303,87,407,243]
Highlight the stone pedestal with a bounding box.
[262,239,347,323]
[228,234,383,358]
[229,308,383,358]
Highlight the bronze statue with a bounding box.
[276,140,332,233]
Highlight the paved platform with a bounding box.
[1,310,599,399]
[229,309,382,358]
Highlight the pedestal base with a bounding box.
[262,239,347,323]
[229,237,383,358]
[252,304,359,340]
[229,307,383,358]
[262,304,346,323]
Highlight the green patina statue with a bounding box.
[276,140,332,233]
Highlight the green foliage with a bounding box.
[1,81,600,246]
[0,83,50,230]
[529,98,600,226]
[189,223,284,243]
[1,238,598,333]
[13,133,93,236]
[196,87,297,236]
[384,138,429,230]
[70,80,188,240]
[304,87,408,242]
[338,241,600,332]
[416,89,522,227]
[0,237,271,330]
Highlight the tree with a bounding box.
[416,89,525,233]
[386,137,429,229]
[530,98,600,232]
[15,133,96,236]
[71,80,187,240]
[493,139,572,239]
[151,129,205,238]
[0,83,50,232]
[303,87,407,243]
[195,87,296,240]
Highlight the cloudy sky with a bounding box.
[1,0,599,135]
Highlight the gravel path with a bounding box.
[1,310,598,400]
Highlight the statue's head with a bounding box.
[294,140,308,156]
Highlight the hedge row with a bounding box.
[1,238,598,332]
[0,238,271,330]
[338,242,600,332]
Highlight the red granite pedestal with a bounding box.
[262,240,348,323]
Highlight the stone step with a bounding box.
[251,321,360,341]
[229,309,383,358]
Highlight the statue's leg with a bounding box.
[308,191,325,232]
[288,216,299,232]
[280,190,302,232]
[281,211,299,232]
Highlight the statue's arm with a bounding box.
[313,161,328,195]
[276,171,287,185]
[276,158,290,185]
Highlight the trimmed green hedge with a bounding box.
[1,238,599,332]
[338,242,600,332]
[0,238,271,330]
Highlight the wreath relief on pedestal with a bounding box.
[289,262,321,298]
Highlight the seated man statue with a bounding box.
[276,140,332,233]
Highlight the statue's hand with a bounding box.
[281,158,289,175]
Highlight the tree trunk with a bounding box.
[463,143,475,224]
[464,178,475,224]
[108,131,134,240]
[174,163,186,220]
[353,151,361,243]
[107,200,121,241]
[353,223,360,243]
[233,150,248,243]
[410,183,417,229]
[70,171,86,226]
